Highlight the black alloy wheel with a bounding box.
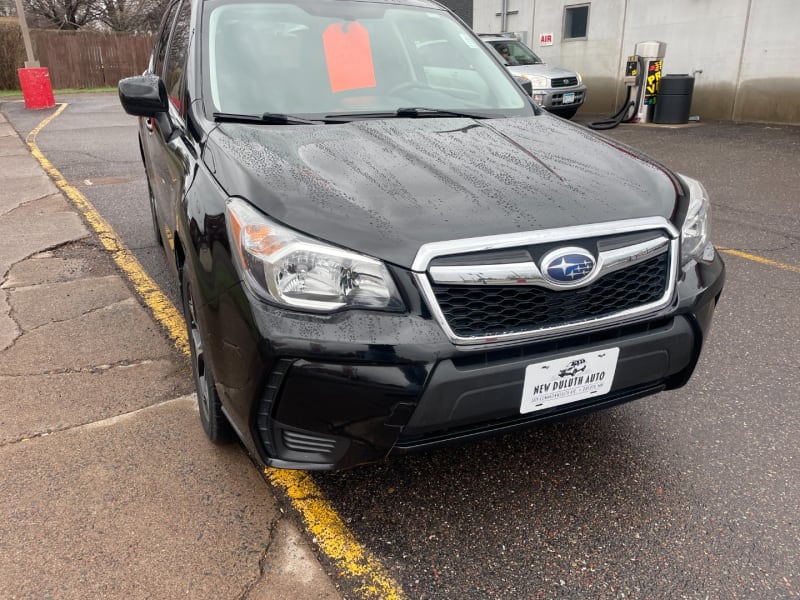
[182,267,234,443]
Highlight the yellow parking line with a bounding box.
[717,246,800,274]
[266,469,405,600]
[26,103,189,355]
[26,103,405,600]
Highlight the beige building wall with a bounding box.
[472,0,800,123]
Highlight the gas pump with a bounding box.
[627,41,666,123]
[589,41,666,130]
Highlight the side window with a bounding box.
[164,0,192,113]
[564,4,589,40]
[154,2,180,76]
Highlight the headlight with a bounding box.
[678,174,715,265]
[576,72,583,84]
[522,74,549,89]
[226,198,404,312]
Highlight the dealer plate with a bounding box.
[562,92,576,104]
[520,348,619,414]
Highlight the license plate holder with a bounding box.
[520,348,619,414]
[562,92,576,104]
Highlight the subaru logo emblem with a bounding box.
[541,248,596,285]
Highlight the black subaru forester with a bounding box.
[119,0,724,470]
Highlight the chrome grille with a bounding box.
[552,77,579,88]
[412,218,680,347]
[431,253,668,338]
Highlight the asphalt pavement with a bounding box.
[2,94,799,599]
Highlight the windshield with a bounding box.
[202,0,532,119]
[487,40,544,66]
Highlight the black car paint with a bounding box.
[128,0,724,471]
[206,256,722,469]
[180,118,722,470]
[204,116,682,269]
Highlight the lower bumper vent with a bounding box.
[281,430,338,455]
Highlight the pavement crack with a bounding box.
[0,288,22,352]
[63,149,140,166]
[729,242,794,253]
[0,356,178,379]
[1,422,77,447]
[0,395,195,448]
[1,238,94,290]
[0,189,63,219]
[13,297,136,334]
[238,511,284,600]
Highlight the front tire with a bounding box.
[182,267,234,444]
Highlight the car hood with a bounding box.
[507,64,578,81]
[204,115,678,270]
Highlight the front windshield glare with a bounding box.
[204,1,530,117]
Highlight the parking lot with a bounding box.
[3,94,798,598]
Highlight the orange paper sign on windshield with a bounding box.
[323,22,376,93]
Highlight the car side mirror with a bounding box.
[118,74,168,117]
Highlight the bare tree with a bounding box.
[23,0,98,30]
[0,0,17,17]
[137,0,168,33]
[97,0,141,31]
[97,0,167,32]
[20,0,166,32]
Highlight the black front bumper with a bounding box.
[209,256,724,471]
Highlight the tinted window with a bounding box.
[164,0,192,112]
[154,1,180,76]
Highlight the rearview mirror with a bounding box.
[118,74,168,117]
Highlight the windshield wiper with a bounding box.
[213,111,321,125]
[323,107,493,122]
[396,107,492,119]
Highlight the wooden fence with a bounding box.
[0,27,154,90]
[32,30,155,88]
